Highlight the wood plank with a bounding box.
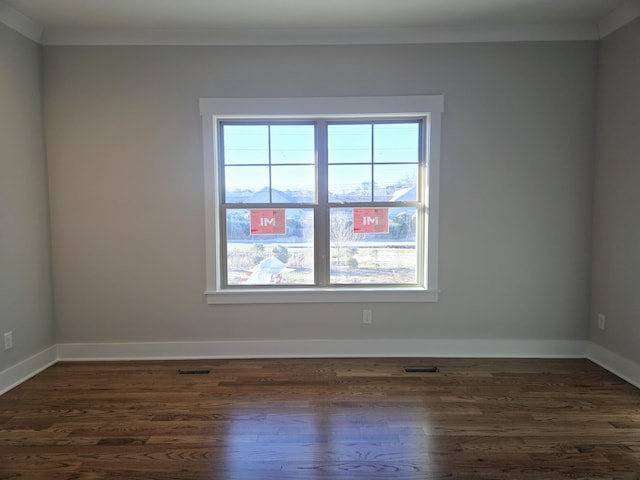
[0,358,639,479]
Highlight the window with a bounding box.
[200,96,443,304]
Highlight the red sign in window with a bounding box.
[353,208,389,234]
[250,209,286,235]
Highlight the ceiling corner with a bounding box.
[598,0,640,38]
[0,0,43,44]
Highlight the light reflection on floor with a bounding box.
[221,404,433,479]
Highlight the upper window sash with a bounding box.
[220,121,318,206]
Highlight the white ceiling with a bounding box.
[3,0,629,29]
[2,0,640,45]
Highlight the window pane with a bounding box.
[373,164,418,202]
[224,166,269,203]
[272,166,316,203]
[330,207,418,285]
[223,125,269,165]
[328,165,372,202]
[328,124,371,164]
[374,123,420,163]
[226,208,315,286]
[271,125,315,164]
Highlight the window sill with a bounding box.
[205,288,439,304]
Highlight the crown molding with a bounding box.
[599,0,640,38]
[4,0,629,48]
[3,0,638,47]
[0,0,42,43]
[42,24,599,46]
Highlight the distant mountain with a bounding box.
[225,185,417,204]
[227,186,314,204]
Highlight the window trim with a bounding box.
[200,96,443,304]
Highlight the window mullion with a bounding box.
[316,120,330,287]
[370,123,375,202]
[267,125,273,203]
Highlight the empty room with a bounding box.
[1,0,639,478]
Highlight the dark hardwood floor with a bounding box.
[1,358,639,479]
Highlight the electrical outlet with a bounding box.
[598,314,606,330]
[362,310,372,324]
[4,332,13,350]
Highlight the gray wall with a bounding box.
[43,42,597,345]
[0,23,54,371]
[590,18,640,363]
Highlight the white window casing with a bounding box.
[200,96,443,304]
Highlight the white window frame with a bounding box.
[200,96,443,304]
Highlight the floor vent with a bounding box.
[178,369,211,375]
[404,366,438,373]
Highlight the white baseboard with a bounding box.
[0,346,58,395]
[7,340,640,397]
[56,338,588,361]
[587,342,640,389]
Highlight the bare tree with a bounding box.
[330,210,361,267]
